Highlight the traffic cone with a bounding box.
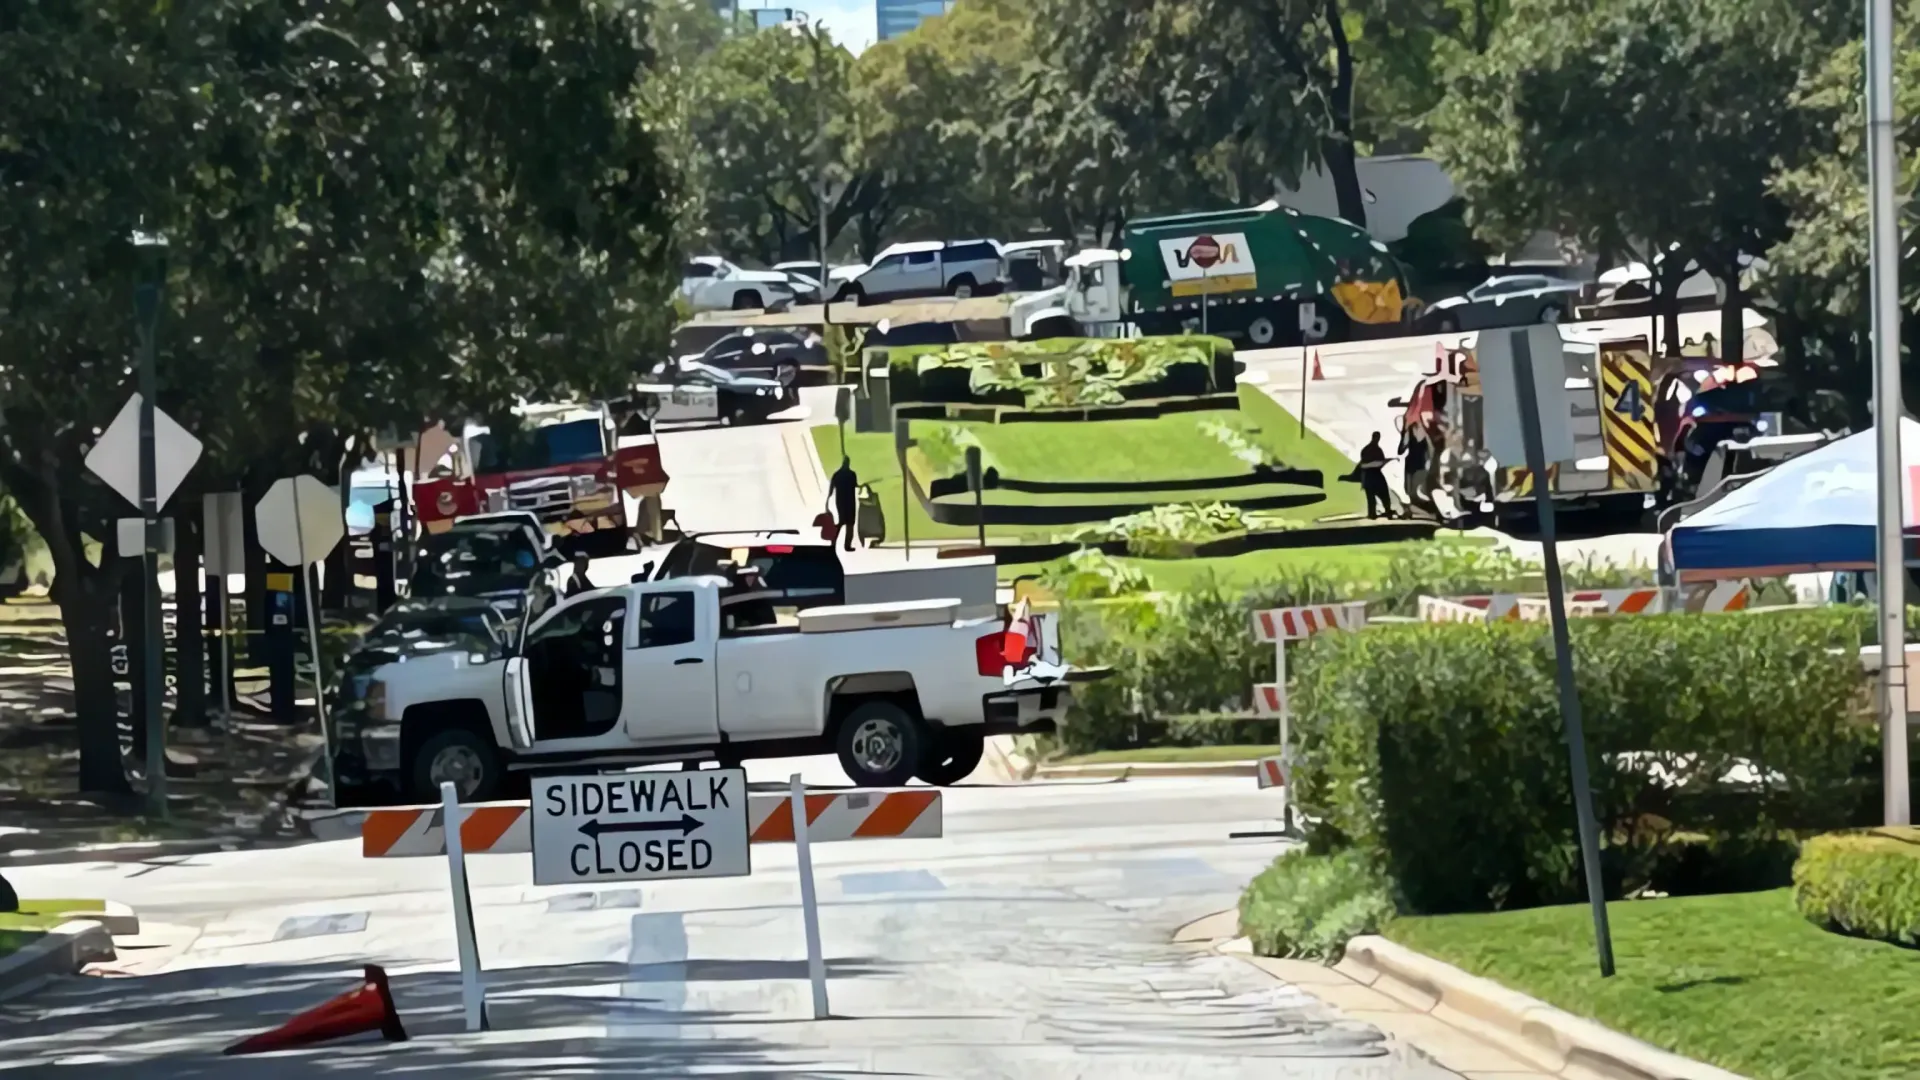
[1310,350,1325,381]
[225,965,408,1056]
[1001,599,1032,666]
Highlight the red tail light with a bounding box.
[976,633,1007,675]
[765,544,793,554]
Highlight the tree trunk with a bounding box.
[173,503,207,726]
[56,570,131,797]
[1320,0,1367,229]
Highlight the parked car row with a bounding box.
[681,237,1076,314]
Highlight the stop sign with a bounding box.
[1186,234,1222,269]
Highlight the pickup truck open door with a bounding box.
[501,656,536,750]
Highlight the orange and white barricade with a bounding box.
[1244,601,1367,836]
[1418,596,1489,624]
[366,777,942,1028]
[1441,582,1750,620]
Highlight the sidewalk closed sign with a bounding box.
[531,769,751,886]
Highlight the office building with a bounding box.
[876,0,953,41]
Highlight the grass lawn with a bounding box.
[0,898,104,959]
[1385,890,1920,1080]
[1056,745,1275,765]
[814,385,1363,543]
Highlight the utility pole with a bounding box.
[133,234,169,819]
[1866,0,1908,825]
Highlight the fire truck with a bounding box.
[1394,334,1783,527]
[411,402,669,556]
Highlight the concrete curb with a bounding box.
[0,921,116,1003]
[1033,761,1256,780]
[0,836,246,869]
[1335,935,1749,1080]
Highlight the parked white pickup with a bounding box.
[359,575,1073,801]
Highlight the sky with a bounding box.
[754,0,877,53]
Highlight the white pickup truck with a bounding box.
[351,575,1075,802]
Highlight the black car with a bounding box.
[410,521,566,626]
[641,362,792,426]
[652,531,846,608]
[331,597,511,803]
[683,328,816,403]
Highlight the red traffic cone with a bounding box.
[1310,350,1325,381]
[1001,599,1032,666]
[225,965,408,1056]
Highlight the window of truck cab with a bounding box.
[470,418,607,473]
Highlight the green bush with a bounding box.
[1793,828,1920,945]
[880,335,1234,407]
[1291,609,1873,914]
[1652,832,1802,897]
[1239,849,1397,961]
[1056,571,1355,755]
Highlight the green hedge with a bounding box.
[876,335,1236,408]
[1291,610,1873,914]
[1793,828,1920,945]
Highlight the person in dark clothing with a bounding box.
[1398,425,1431,514]
[1358,431,1396,520]
[564,553,593,598]
[828,457,860,552]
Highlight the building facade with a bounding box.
[876,0,953,41]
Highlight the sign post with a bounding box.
[964,446,986,548]
[1506,325,1616,978]
[254,475,347,804]
[1297,302,1319,438]
[1188,234,1222,337]
[85,386,203,815]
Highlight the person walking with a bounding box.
[1358,431,1397,520]
[1398,424,1431,516]
[829,457,860,552]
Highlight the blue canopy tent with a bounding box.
[1666,420,1920,582]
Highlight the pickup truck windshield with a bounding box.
[411,531,540,598]
[470,419,606,473]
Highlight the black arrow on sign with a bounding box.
[577,815,704,839]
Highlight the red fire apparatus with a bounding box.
[411,402,669,556]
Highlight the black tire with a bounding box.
[733,290,763,311]
[1540,303,1564,323]
[914,727,984,786]
[1437,315,1459,333]
[949,275,976,299]
[848,285,867,306]
[1245,316,1277,346]
[409,726,502,804]
[834,699,925,787]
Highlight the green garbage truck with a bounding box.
[1011,201,1414,347]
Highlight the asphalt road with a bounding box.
[0,770,1460,1078]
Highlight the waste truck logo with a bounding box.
[1159,231,1256,296]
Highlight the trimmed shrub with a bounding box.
[1793,828,1920,945]
[1239,848,1397,961]
[1291,609,1873,914]
[880,335,1235,407]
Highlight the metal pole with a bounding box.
[134,278,166,819]
[813,23,831,337]
[1276,637,1294,834]
[789,772,830,1020]
[1299,346,1310,439]
[1200,266,1209,336]
[1512,329,1615,977]
[294,485,337,806]
[1868,0,1910,826]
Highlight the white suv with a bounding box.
[849,240,1005,304]
[679,256,797,312]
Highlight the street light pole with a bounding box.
[132,234,169,820]
[1866,0,1909,825]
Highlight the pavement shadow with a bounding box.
[0,958,901,1078]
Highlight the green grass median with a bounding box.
[1385,889,1920,1080]
[0,898,104,959]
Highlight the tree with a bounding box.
[1345,0,1512,154]
[680,22,870,263]
[1761,0,1920,426]
[1428,0,1844,360]
[0,0,679,801]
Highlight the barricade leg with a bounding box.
[789,773,830,1020]
[439,781,488,1032]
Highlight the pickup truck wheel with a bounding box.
[914,728,984,786]
[411,728,502,804]
[733,290,763,311]
[835,701,925,788]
